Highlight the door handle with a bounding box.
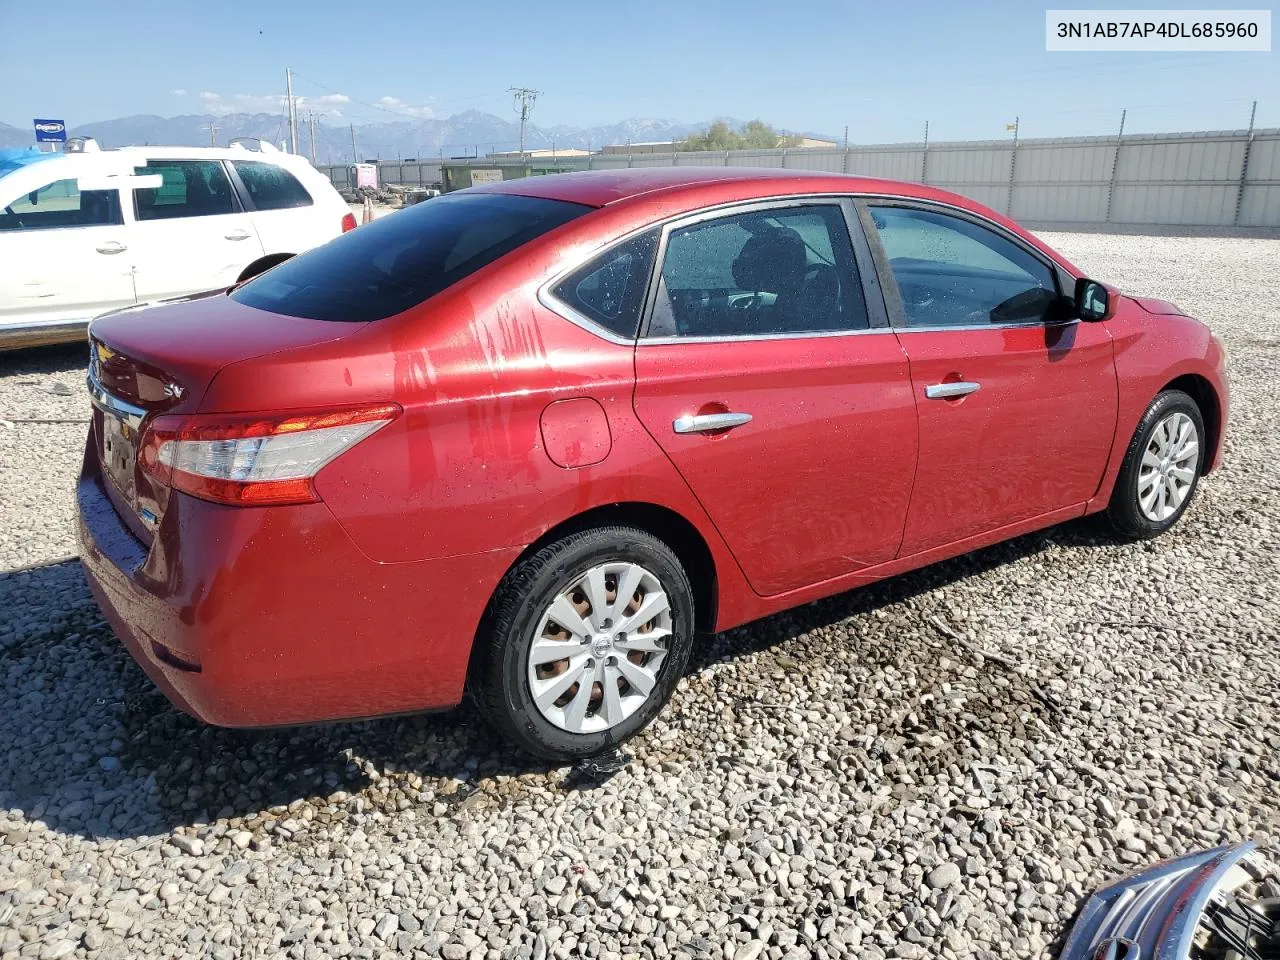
[95,241,127,255]
[925,381,981,400]
[224,230,252,241]
[673,412,753,434]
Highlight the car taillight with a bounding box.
[341,212,357,232]
[139,403,400,506]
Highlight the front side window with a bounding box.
[0,178,122,231]
[551,230,658,339]
[867,206,1060,328]
[134,160,235,220]
[647,205,868,338]
[232,160,312,211]
[231,192,590,323]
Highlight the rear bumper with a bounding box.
[75,430,519,727]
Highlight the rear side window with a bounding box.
[551,230,658,339]
[134,160,235,220]
[231,193,590,322]
[233,160,313,210]
[0,178,122,231]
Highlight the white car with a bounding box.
[0,140,355,349]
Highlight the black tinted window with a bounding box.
[231,193,589,323]
[868,206,1060,327]
[0,178,121,231]
[233,160,312,210]
[647,205,868,338]
[134,160,235,220]
[551,231,657,339]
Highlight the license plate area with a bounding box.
[101,409,139,507]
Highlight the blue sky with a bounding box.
[6,0,1276,141]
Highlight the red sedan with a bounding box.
[77,168,1228,760]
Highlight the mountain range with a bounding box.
[0,111,801,164]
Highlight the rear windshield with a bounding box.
[230,192,590,322]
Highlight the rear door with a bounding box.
[129,158,264,300]
[0,175,134,326]
[631,199,918,597]
[861,202,1118,555]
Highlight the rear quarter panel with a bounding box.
[203,216,756,628]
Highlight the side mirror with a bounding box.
[1074,277,1110,321]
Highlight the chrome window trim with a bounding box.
[536,222,663,347]
[536,190,1081,347]
[641,326,897,346]
[892,318,1081,334]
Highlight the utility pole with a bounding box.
[1234,99,1258,226]
[208,121,218,147]
[508,87,540,156]
[350,123,358,163]
[308,111,317,162]
[1006,115,1019,216]
[921,120,930,184]
[843,125,848,149]
[1105,109,1126,223]
[285,67,298,154]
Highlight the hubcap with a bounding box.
[1137,411,1199,522]
[527,562,673,734]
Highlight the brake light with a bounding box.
[341,212,357,232]
[139,403,400,506]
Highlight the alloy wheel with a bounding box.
[527,562,673,734]
[1137,411,1199,522]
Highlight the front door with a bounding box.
[129,159,264,300]
[632,200,919,597]
[862,202,1118,555]
[0,177,134,327]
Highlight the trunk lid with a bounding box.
[88,293,364,542]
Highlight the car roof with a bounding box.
[1,145,307,175]
[0,145,319,203]
[468,166,974,210]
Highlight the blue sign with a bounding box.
[33,119,67,143]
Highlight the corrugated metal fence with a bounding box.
[318,127,1280,227]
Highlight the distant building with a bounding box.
[602,136,839,155]
[489,148,592,160]
[601,141,680,155]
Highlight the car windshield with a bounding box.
[230,192,590,322]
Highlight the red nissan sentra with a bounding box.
[77,168,1228,760]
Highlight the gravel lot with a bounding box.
[1,231,1278,960]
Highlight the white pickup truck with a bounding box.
[0,139,355,349]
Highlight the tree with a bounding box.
[681,120,802,152]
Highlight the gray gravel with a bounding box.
[1,231,1278,960]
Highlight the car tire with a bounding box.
[471,526,695,762]
[1105,389,1206,539]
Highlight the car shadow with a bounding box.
[0,340,88,376]
[0,514,1123,842]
